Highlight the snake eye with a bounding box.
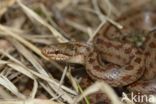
[55,50,59,54]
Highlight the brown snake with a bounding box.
[41,7,156,94]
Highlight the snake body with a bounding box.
[41,7,156,94]
[86,7,156,87]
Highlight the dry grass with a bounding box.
[0,0,155,104]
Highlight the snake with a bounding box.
[41,6,156,95]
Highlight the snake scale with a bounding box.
[41,6,156,96]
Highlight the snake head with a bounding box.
[41,43,76,61]
[41,42,90,63]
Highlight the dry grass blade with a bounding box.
[0,28,76,103]
[73,81,122,104]
[1,47,76,101]
[92,0,105,22]
[65,19,92,35]
[0,49,39,98]
[28,69,75,103]
[0,74,25,99]
[10,39,50,76]
[92,0,122,28]
[66,71,79,93]
[0,49,23,66]
[0,48,76,95]
[0,43,76,103]
[30,80,38,99]
[0,60,35,79]
[0,99,64,104]
[0,60,38,98]
[97,13,123,29]
[87,21,105,43]
[39,82,57,98]
[9,39,77,97]
[0,55,74,103]
[87,15,122,43]
[57,66,68,91]
[28,69,77,95]
[0,87,14,99]
[0,25,47,60]
[17,0,68,43]
[99,0,120,16]
[0,50,75,102]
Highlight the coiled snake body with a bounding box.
[41,7,156,94]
